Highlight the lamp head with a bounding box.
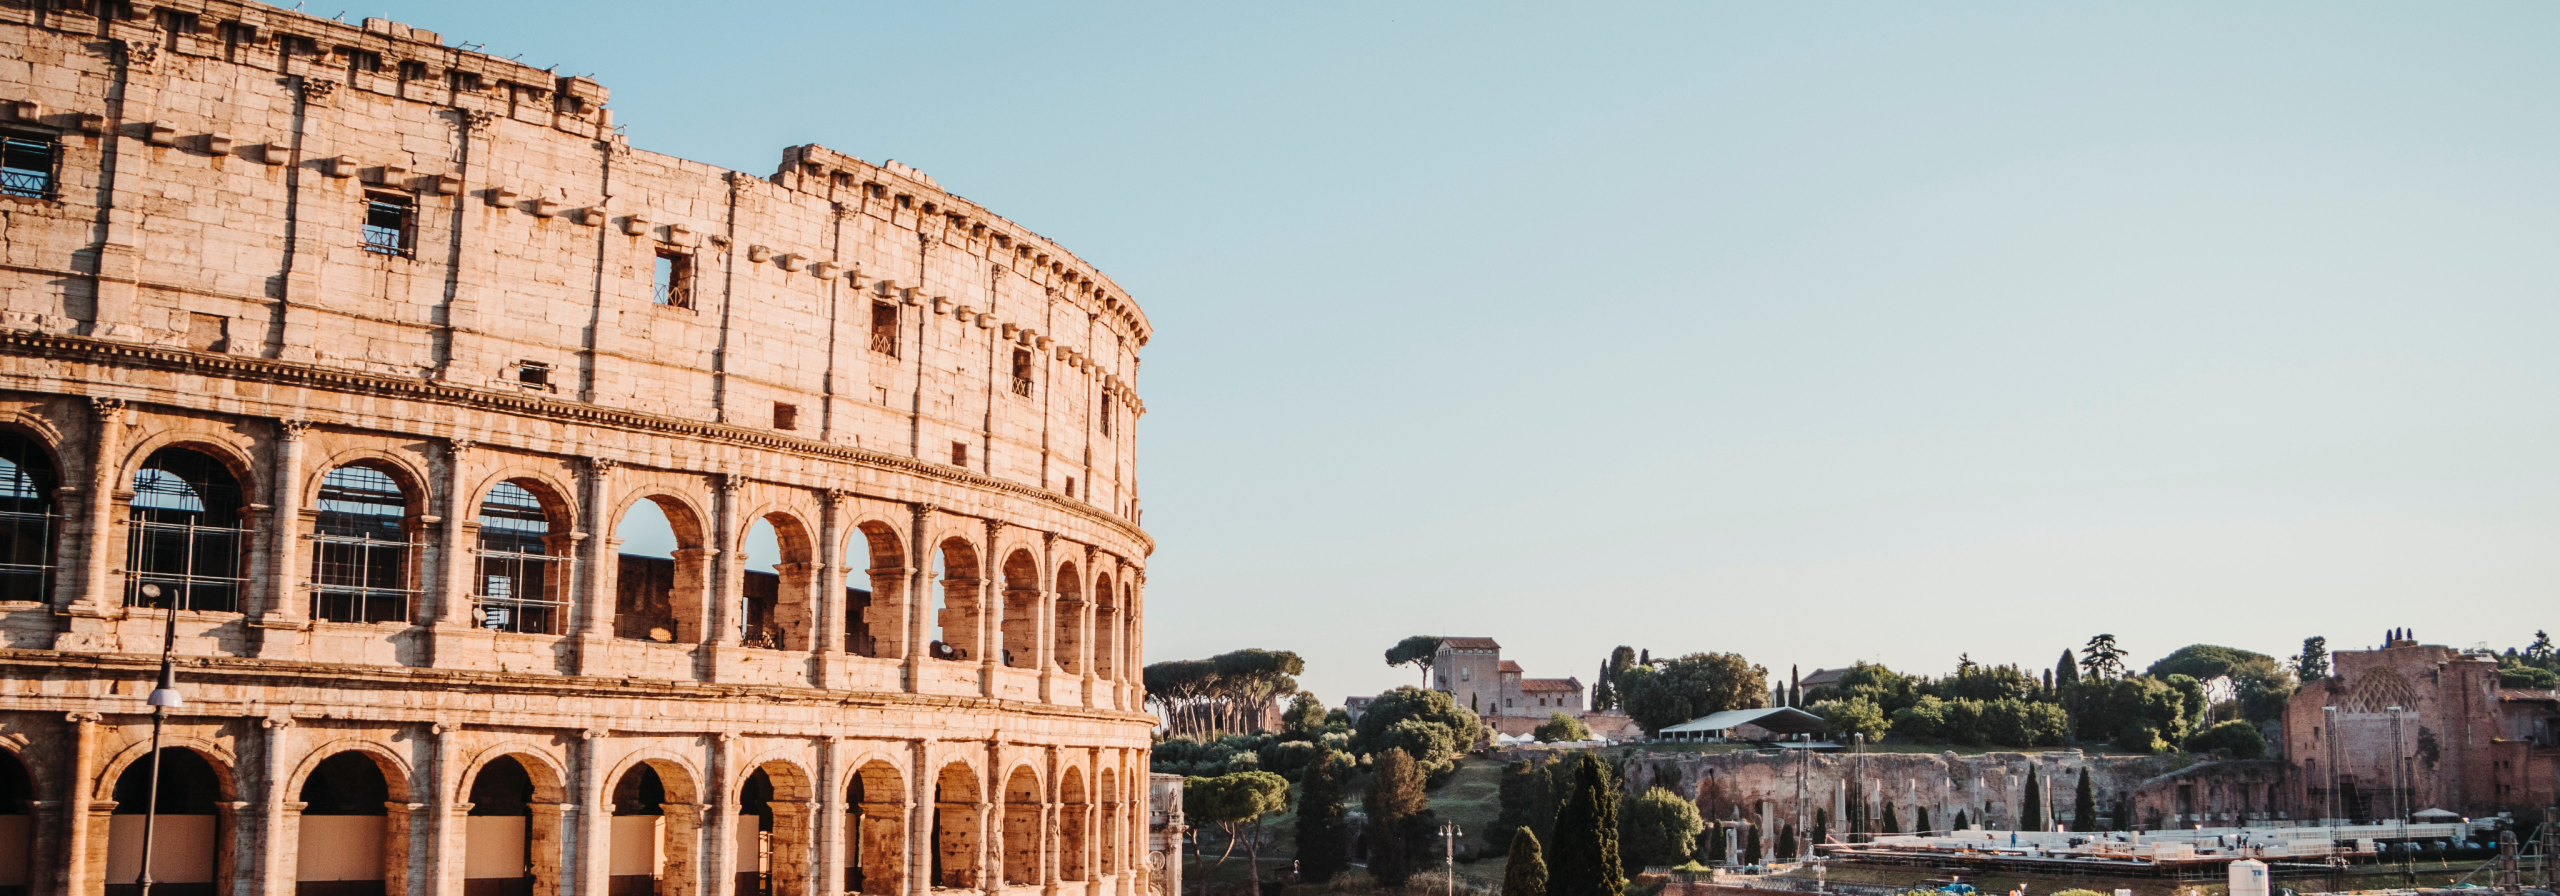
[147,662,182,707]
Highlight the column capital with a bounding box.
[89,396,127,419]
[586,456,619,474]
[446,437,476,458]
[276,418,312,441]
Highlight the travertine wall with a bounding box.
[0,2,1164,896]
[2283,641,2560,821]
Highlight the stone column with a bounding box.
[709,476,742,648]
[1079,547,1099,709]
[979,518,1001,698]
[1040,746,1060,896]
[1035,533,1057,703]
[703,734,734,896]
[428,723,464,896]
[904,503,933,694]
[260,716,297,896]
[813,490,849,687]
[817,737,845,896]
[428,440,497,670]
[252,418,311,659]
[570,457,618,676]
[64,398,123,614]
[909,740,934,896]
[578,730,612,896]
[56,712,99,896]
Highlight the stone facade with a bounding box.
[0,4,1163,896]
[2283,639,2560,821]
[1429,639,1584,720]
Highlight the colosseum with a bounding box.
[0,3,1170,896]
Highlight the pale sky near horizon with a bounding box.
[386,1,2560,706]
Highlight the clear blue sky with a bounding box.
[394,1,2560,704]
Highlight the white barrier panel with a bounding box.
[297,816,388,881]
[465,816,530,880]
[104,816,219,883]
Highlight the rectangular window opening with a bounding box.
[517,360,551,388]
[773,402,798,431]
[1064,476,1075,498]
[950,441,969,467]
[361,192,412,255]
[1100,393,1115,436]
[869,302,900,357]
[652,248,694,308]
[1,133,59,200]
[1010,349,1034,397]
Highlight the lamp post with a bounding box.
[135,583,184,896]
[1440,820,1463,896]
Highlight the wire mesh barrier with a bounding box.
[125,519,248,612]
[474,548,573,634]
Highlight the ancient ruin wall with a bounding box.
[1623,750,2291,834]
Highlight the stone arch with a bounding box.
[845,760,906,895]
[1053,558,1084,676]
[0,746,30,888]
[469,474,580,635]
[1096,766,1120,877]
[930,762,982,889]
[845,518,907,659]
[930,537,981,662]
[301,445,432,505]
[308,455,429,624]
[458,748,570,896]
[735,758,816,896]
[1058,766,1089,881]
[607,752,703,896]
[612,490,714,644]
[101,742,240,896]
[123,438,259,614]
[0,422,64,605]
[733,506,819,651]
[998,550,1041,669]
[288,744,415,894]
[1000,765,1043,885]
[1092,571,1118,683]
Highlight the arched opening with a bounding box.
[1000,767,1041,886]
[736,514,815,651]
[0,750,32,896]
[464,756,551,896]
[610,761,700,896]
[998,552,1039,670]
[1096,767,1119,878]
[929,540,979,662]
[0,431,60,603]
[1057,768,1087,881]
[310,463,417,624]
[106,747,227,896]
[294,752,403,896]
[845,762,904,895]
[473,480,574,635]
[615,496,708,643]
[1052,561,1083,676]
[733,763,812,896]
[1092,573,1117,683]
[930,764,979,890]
[127,447,249,612]
[849,523,906,659]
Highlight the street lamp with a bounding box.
[1440,820,1463,896]
[134,583,184,896]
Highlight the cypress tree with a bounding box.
[1915,806,1931,836]
[2070,768,2098,833]
[1502,827,1550,896]
[1778,824,1797,861]
[1547,754,1625,896]
[1882,802,1900,835]
[1742,823,1762,865]
[1294,751,1352,882]
[1704,822,1725,863]
[1811,809,1828,853]
[1952,809,1969,832]
[2055,649,2080,688]
[1364,748,1428,886]
[2020,766,2043,831]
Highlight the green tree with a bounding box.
[1502,828,1549,896]
[2070,768,2096,833]
[2185,719,2268,759]
[1592,660,1619,712]
[1742,824,1762,865]
[1618,787,1704,869]
[2292,636,2330,681]
[1810,696,1889,742]
[2019,766,2043,831]
[2149,644,2296,723]
[1386,636,1443,687]
[1536,712,1594,743]
[1184,771,1291,896]
[1546,754,1624,896]
[1363,748,1429,886]
[1293,751,1354,883]
[1777,824,1797,861]
[1881,802,1899,835]
[1492,758,1569,856]
[1811,810,1828,853]
[1618,652,1769,735]
[1951,809,1969,832]
[2055,650,2080,690]
[2080,634,2126,680]
[1351,686,1481,785]
[1913,806,1930,836]
[1282,692,1328,740]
